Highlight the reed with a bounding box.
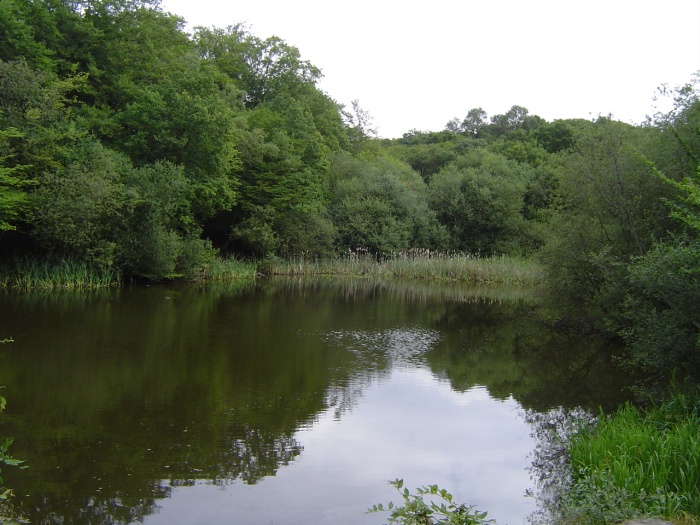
[0,258,121,290]
[262,249,544,285]
[202,256,258,281]
[566,394,700,521]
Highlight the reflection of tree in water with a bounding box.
[322,327,441,418]
[213,428,303,485]
[523,407,597,525]
[10,410,305,524]
[424,300,635,411]
[325,327,441,368]
[69,490,169,525]
[0,279,631,525]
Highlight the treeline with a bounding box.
[1,1,699,384]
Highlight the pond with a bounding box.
[0,278,634,525]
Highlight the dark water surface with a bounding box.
[0,279,633,525]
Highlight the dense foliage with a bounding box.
[1,0,699,389]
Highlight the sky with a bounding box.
[159,0,700,138]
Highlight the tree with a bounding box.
[342,99,378,152]
[618,242,700,384]
[612,79,700,386]
[330,152,445,254]
[388,131,461,182]
[30,138,130,267]
[460,107,489,137]
[533,120,579,154]
[195,25,321,108]
[225,94,340,257]
[117,161,215,280]
[0,0,60,72]
[427,149,533,254]
[0,128,32,232]
[114,63,243,220]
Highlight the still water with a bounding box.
[0,279,633,525]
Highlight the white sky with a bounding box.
[160,0,700,138]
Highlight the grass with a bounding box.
[260,249,544,285]
[0,250,542,289]
[201,256,258,281]
[557,391,700,524]
[0,258,121,291]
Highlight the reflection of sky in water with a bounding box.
[145,367,536,525]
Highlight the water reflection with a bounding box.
[0,278,634,524]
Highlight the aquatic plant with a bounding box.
[201,256,258,281]
[259,249,543,285]
[0,258,120,290]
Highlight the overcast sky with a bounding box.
[160,0,700,138]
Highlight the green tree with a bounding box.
[117,161,214,280]
[114,63,243,220]
[342,99,377,153]
[195,25,321,108]
[456,107,489,138]
[226,98,339,257]
[0,128,32,232]
[330,152,445,254]
[194,25,346,257]
[533,119,580,154]
[538,118,674,320]
[618,241,700,383]
[612,80,700,386]
[388,130,460,182]
[0,0,60,72]
[427,149,534,254]
[30,137,129,267]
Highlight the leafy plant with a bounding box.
[368,479,494,525]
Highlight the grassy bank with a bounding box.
[0,252,541,289]
[0,258,121,290]
[259,250,543,285]
[555,392,700,525]
[203,256,258,281]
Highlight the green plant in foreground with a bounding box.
[368,479,494,525]
[557,393,700,524]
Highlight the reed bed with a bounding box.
[565,395,700,521]
[0,258,121,290]
[263,249,544,285]
[202,256,258,281]
[0,251,541,288]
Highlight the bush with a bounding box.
[618,241,700,385]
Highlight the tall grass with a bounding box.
[0,251,540,288]
[560,393,700,524]
[202,256,258,281]
[0,258,121,290]
[262,249,543,285]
